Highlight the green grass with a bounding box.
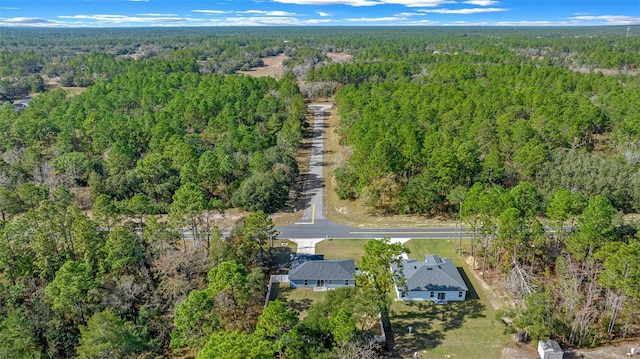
[392,239,510,358]
[314,238,369,266]
[310,238,510,358]
[274,283,327,319]
[272,239,297,269]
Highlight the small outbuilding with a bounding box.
[537,340,564,359]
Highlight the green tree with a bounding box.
[104,226,144,274]
[515,292,552,341]
[0,309,41,359]
[255,300,298,340]
[171,289,217,350]
[0,186,21,222]
[356,238,408,349]
[45,260,95,325]
[196,331,274,359]
[231,211,276,268]
[76,309,144,359]
[91,194,119,231]
[598,239,640,339]
[126,193,153,229]
[169,182,207,243]
[567,195,616,260]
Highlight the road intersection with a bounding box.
[275,104,465,253]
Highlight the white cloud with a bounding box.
[191,10,230,14]
[210,16,332,26]
[128,0,149,2]
[381,0,454,7]
[273,0,455,7]
[1,7,19,10]
[463,0,499,6]
[137,13,178,16]
[0,17,65,26]
[316,11,331,17]
[238,10,299,16]
[419,7,507,14]
[568,15,640,25]
[58,14,191,24]
[272,0,379,6]
[346,16,408,22]
[395,12,426,17]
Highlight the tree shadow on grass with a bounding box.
[439,299,485,332]
[392,301,445,355]
[276,285,315,313]
[391,286,486,353]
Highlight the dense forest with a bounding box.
[1,26,639,358]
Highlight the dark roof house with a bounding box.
[393,254,468,302]
[288,257,356,289]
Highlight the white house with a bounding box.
[392,254,468,302]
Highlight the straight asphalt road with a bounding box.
[275,103,468,248]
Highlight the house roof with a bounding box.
[289,254,325,271]
[288,259,356,281]
[393,254,468,292]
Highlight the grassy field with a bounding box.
[311,238,510,358]
[314,238,369,266]
[393,239,510,358]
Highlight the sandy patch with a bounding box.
[237,54,288,79]
[326,52,353,63]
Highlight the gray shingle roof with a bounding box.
[288,260,356,281]
[394,254,468,292]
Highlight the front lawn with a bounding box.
[312,238,511,358]
[393,239,510,358]
[314,238,369,266]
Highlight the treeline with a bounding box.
[0,188,391,358]
[332,62,640,214]
[0,182,283,358]
[4,26,638,102]
[0,58,306,215]
[456,182,640,347]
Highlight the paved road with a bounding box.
[276,103,468,249]
[297,104,331,224]
[278,219,466,240]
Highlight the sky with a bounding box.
[0,0,639,27]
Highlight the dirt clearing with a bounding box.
[237,54,288,79]
[326,52,353,63]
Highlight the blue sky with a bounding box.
[1,0,639,27]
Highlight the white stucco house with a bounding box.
[392,254,468,302]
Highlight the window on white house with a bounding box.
[458,291,463,297]
[304,280,308,286]
[345,280,349,285]
[430,291,434,297]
